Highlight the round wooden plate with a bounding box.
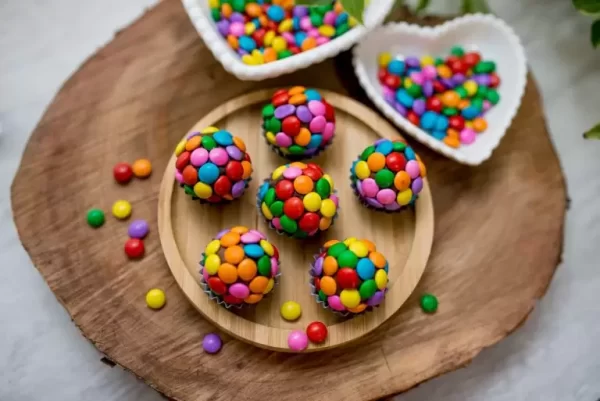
[158,89,434,352]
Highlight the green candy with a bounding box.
[294,230,308,239]
[211,8,220,21]
[86,208,105,228]
[443,107,458,116]
[471,98,484,110]
[406,84,422,98]
[476,85,488,98]
[420,293,438,313]
[262,104,274,118]
[335,23,349,37]
[473,61,496,74]
[338,250,358,268]
[314,5,332,14]
[375,169,394,188]
[455,87,468,99]
[289,145,306,155]
[266,117,281,133]
[257,255,272,276]
[264,188,276,206]
[184,185,194,196]
[434,57,444,66]
[392,142,406,152]
[360,145,375,161]
[359,280,377,300]
[270,201,284,217]
[318,289,327,302]
[327,242,347,258]
[486,89,500,105]
[315,178,331,198]
[278,50,293,59]
[231,0,245,12]
[280,215,298,234]
[450,46,465,57]
[310,14,323,27]
[201,135,216,150]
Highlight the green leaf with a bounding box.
[340,0,365,24]
[461,0,490,13]
[294,0,332,5]
[573,0,600,15]
[583,123,600,139]
[416,0,430,13]
[592,19,600,47]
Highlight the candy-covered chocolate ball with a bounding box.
[262,87,335,160]
[200,226,279,307]
[174,127,253,204]
[350,138,426,212]
[310,238,388,315]
[257,162,339,239]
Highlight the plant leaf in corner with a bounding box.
[416,0,430,13]
[340,0,365,24]
[573,0,600,15]
[592,19,600,47]
[295,0,332,5]
[583,123,600,139]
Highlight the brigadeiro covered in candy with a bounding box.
[350,138,426,212]
[262,87,335,160]
[310,237,388,315]
[200,226,279,308]
[174,127,253,204]
[257,162,339,239]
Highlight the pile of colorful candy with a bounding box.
[201,226,279,306]
[311,238,388,314]
[174,127,253,203]
[257,162,338,238]
[262,87,336,159]
[377,46,501,148]
[350,139,426,212]
[210,0,356,65]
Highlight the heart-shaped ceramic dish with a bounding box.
[182,0,395,81]
[353,14,527,165]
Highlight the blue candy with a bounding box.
[304,89,322,101]
[432,131,446,140]
[420,111,438,131]
[294,32,307,47]
[213,130,233,146]
[244,244,265,259]
[404,146,416,161]
[198,162,219,184]
[335,13,348,26]
[356,258,376,280]
[434,116,449,131]
[258,182,269,200]
[267,5,285,22]
[375,139,393,156]
[462,106,480,120]
[383,261,389,273]
[308,134,323,149]
[293,16,300,31]
[238,36,256,51]
[387,59,405,76]
[395,89,414,108]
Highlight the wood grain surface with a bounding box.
[10,1,565,400]
[158,89,435,352]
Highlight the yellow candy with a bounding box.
[349,16,358,27]
[420,55,434,66]
[208,0,219,7]
[397,189,413,206]
[278,19,293,33]
[112,200,132,220]
[320,199,336,218]
[403,77,413,89]
[289,161,307,169]
[354,160,370,179]
[280,301,302,321]
[322,174,334,190]
[204,254,221,275]
[145,289,166,310]
[242,54,258,65]
[174,139,186,156]
[245,22,256,35]
[205,239,221,255]
[464,80,478,96]
[466,121,474,129]
[340,289,361,308]
[272,36,287,52]
[318,25,335,37]
[193,182,212,199]
[349,241,369,258]
[303,192,322,212]
[251,49,264,65]
[378,52,392,67]
[343,237,357,246]
[263,278,275,294]
[260,240,274,256]
[264,30,276,46]
[265,131,276,144]
[272,165,287,180]
[375,269,388,290]
[261,202,273,220]
[201,126,219,134]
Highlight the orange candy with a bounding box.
[320,276,337,296]
[472,118,488,132]
[289,94,307,105]
[220,231,240,247]
[132,159,152,178]
[323,239,339,248]
[367,153,386,172]
[238,259,257,281]
[264,48,277,63]
[361,239,377,252]
[241,161,253,179]
[347,304,367,313]
[294,128,312,147]
[443,136,460,148]
[323,256,338,276]
[224,245,245,264]
[245,3,262,17]
[288,86,305,96]
[458,99,470,110]
[221,3,232,18]
[218,263,238,284]
[293,175,313,194]
[394,171,411,191]
[244,294,264,304]
[441,91,460,108]
[233,136,246,152]
[230,226,249,234]
[249,276,269,293]
[185,136,201,151]
[227,35,239,50]
[369,251,386,268]
[301,37,317,51]
[319,217,332,231]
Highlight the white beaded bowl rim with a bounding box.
[182,0,395,81]
[352,14,527,165]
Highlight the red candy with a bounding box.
[213,176,232,197]
[306,321,328,344]
[208,277,227,295]
[182,165,198,186]
[272,89,287,99]
[463,52,481,67]
[299,212,320,232]
[336,268,359,289]
[283,197,304,220]
[303,166,322,181]
[225,161,244,181]
[384,74,400,89]
[223,294,244,304]
[489,73,501,88]
[275,180,294,200]
[432,80,446,93]
[176,151,190,170]
[426,97,443,112]
[124,238,145,259]
[385,152,407,172]
[273,93,289,107]
[323,101,335,122]
[448,59,467,74]
[113,162,133,184]
[378,68,388,83]
[407,111,420,126]
[282,116,301,136]
[449,115,465,130]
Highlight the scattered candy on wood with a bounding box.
[350,138,426,212]
[257,162,338,238]
[200,226,279,307]
[174,127,253,204]
[377,46,501,148]
[132,158,152,178]
[262,87,335,159]
[311,238,388,315]
[112,200,132,220]
[306,321,328,344]
[146,288,166,309]
[210,1,357,65]
[113,162,133,184]
[287,329,309,351]
[125,238,145,259]
[128,219,149,239]
[420,293,438,313]
[86,208,105,228]
[202,333,223,354]
[280,300,302,321]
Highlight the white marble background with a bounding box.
[1,0,599,400]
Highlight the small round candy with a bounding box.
[112,200,132,219]
[288,330,309,351]
[202,333,223,354]
[128,219,149,239]
[280,301,302,321]
[86,208,105,228]
[124,238,145,259]
[132,158,152,178]
[306,321,328,344]
[420,293,438,313]
[145,288,166,309]
[113,162,133,184]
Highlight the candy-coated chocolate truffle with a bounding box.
[200,226,279,307]
[287,330,309,352]
[257,162,338,239]
[174,127,253,204]
[128,219,149,239]
[86,208,105,228]
[306,321,328,344]
[202,333,223,354]
[262,88,335,160]
[112,200,132,219]
[280,301,302,321]
[311,238,388,315]
[420,293,438,313]
[113,162,133,184]
[350,138,426,212]
[146,288,166,309]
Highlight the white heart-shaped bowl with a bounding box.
[353,14,527,165]
[182,0,394,81]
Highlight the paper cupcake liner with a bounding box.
[256,178,340,240]
[261,127,335,162]
[179,176,252,205]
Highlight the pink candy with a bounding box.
[190,147,209,166]
[309,116,326,133]
[229,283,250,299]
[361,178,379,197]
[308,100,326,116]
[460,128,476,144]
[288,330,308,351]
[376,189,396,205]
[327,295,345,311]
[209,148,229,166]
[405,160,420,179]
[229,22,245,37]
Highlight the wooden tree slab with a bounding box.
[11,1,566,401]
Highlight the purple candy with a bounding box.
[393,102,408,117]
[384,92,395,105]
[356,180,364,196]
[293,5,309,17]
[296,105,313,123]
[422,80,434,97]
[226,145,243,160]
[128,220,149,239]
[440,78,455,89]
[274,104,295,119]
[412,177,423,194]
[367,290,385,306]
[305,148,318,156]
[385,202,401,211]
[313,257,324,276]
[231,181,246,198]
[473,74,491,86]
[237,49,248,56]
[216,20,230,36]
[215,229,230,239]
[202,333,222,354]
[483,100,492,111]
[187,131,200,139]
[229,12,245,23]
[374,138,386,145]
[366,198,384,209]
[412,99,426,116]
[405,57,420,68]
[452,73,466,85]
